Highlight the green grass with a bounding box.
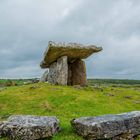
[0,82,140,139]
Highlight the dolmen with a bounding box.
[71,111,140,140]
[40,41,102,86]
[0,115,60,140]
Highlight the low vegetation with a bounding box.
[0,79,140,139]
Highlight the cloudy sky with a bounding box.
[0,0,140,79]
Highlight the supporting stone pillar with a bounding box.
[47,56,68,85]
[57,56,68,85]
[68,59,87,86]
[40,70,49,82]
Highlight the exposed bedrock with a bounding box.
[71,111,140,140]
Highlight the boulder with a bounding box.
[0,115,60,140]
[71,111,140,140]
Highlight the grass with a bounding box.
[0,82,140,139]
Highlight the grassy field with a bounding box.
[0,80,140,139]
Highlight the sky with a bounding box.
[0,0,140,79]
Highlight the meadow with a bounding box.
[0,79,140,139]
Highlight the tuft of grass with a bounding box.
[0,83,140,140]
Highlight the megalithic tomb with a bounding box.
[40,41,102,86]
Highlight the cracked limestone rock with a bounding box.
[0,115,60,140]
[71,111,140,140]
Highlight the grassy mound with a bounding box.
[0,83,140,140]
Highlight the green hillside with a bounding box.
[0,82,140,140]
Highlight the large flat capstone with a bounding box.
[71,111,140,140]
[0,115,60,140]
[40,41,102,68]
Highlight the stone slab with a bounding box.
[0,115,60,140]
[40,70,49,82]
[40,41,102,68]
[71,111,140,140]
[47,56,68,85]
[68,59,87,86]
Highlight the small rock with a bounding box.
[29,85,39,90]
[104,93,115,96]
[0,87,6,92]
[93,86,104,92]
[0,115,60,140]
[134,100,140,104]
[73,85,84,90]
[124,96,132,99]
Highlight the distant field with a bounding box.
[88,79,140,85]
[1,78,140,87]
[0,80,140,140]
[0,78,39,87]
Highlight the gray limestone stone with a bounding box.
[47,56,68,85]
[71,111,140,140]
[40,70,49,82]
[56,56,68,85]
[40,41,102,68]
[68,59,87,86]
[0,115,60,140]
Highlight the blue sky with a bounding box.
[0,0,140,79]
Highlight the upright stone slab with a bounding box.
[40,70,49,82]
[57,56,68,85]
[40,41,102,86]
[47,62,57,84]
[48,56,68,85]
[68,59,87,86]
